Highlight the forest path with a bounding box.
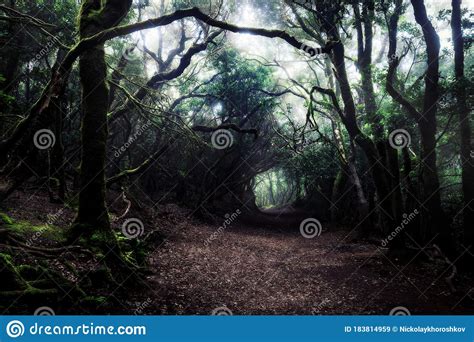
[146,208,472,314]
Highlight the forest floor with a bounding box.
[145,207,474,315]
[1,190,474,315]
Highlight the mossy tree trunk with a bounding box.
[314,3,398,238]
[72,0,132,239]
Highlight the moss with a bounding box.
[0,253,28,291]
[6,221,64,242]
[0,253,13,264]
[0,287,57,301]
[90,230,113,244]
[27,279,53,289]
[0,212,13,225]
[17,265,42,280]
[68,223,111,245]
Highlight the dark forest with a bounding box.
[0,0,473,315]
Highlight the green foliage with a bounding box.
[0,212,65,242]
[0,212,14,225]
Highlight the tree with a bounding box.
[451,0,474,252]
[386,0,449,250]
[71,0,133,238]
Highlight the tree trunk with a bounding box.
[331,40,396,233]
[72,0,132,237]
[451,0,474,250]
[411,0,448,246]
[354,0,403,232]
[312,1,399,239]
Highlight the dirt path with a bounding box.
[3,192,472,315]
[145,209,474,315]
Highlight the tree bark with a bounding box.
[410,0,447,244]
[354,0,403,232]
[451,0,474,249]
[322,28,396,235]
[73,0,132,236]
